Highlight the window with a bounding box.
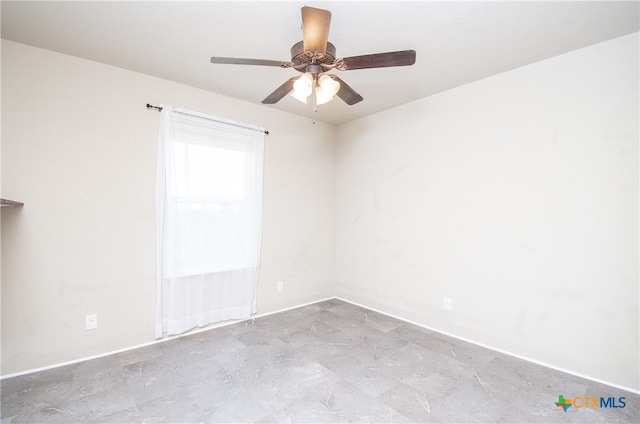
[156,106,265,337]
[170,134,251,275]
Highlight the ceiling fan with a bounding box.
[211,6,416,109]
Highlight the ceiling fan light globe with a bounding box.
[315,89,333,105]
[318,75,340,97]
[291,73,313,103]
[294,73,313,94]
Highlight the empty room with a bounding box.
[1,1,638,423]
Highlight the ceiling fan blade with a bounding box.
[301,6,331,53]
[211,57,292,68]
[262,77,298,104]
[338,50,416,70]
[328,75,363,105]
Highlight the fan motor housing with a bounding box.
[290,41,336,71]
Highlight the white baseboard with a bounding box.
[335,296,640,395]
[0,296,335,381]
[3,295,638,396]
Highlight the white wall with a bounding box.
[336,33,639,391]
[3,32,638,392]
[1,40,336,375]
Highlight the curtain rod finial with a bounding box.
[146,103,163,111]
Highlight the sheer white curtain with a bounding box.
[156,106,265,338]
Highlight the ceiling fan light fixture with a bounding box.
[315,75,340,104]
[291,73,313,103]
[213,6,415,110]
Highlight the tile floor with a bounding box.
[1,299,638,423]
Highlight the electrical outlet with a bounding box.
[443,297,452,311]
[277,281,284,292]
[85,314,97,330]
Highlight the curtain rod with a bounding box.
[146,104,269,135]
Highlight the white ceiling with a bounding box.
[2,1,638,125]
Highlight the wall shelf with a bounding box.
[0,198,24,207]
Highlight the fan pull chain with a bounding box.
[312,80,317,124]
